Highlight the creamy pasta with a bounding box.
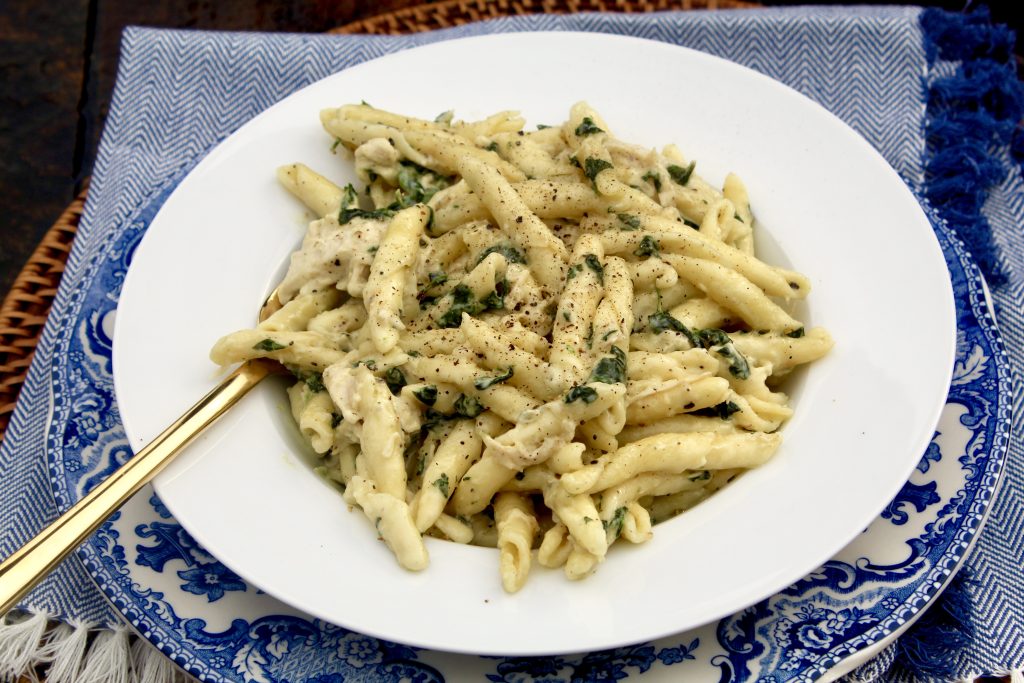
[210,102,833,592]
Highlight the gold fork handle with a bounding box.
[0,359,274,615]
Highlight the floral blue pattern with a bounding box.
[880,482,941,525]
[134,504,248,603]
[770,607,877,672]
[707,207,1011,681]
[177,565,247,602]
[39,173,1011,681]
[483,641,698,682]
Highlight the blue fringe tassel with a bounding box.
[890,569,978,681]
[919,5,1024,287]
[880,6,1024,680]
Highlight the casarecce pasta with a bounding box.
[210,101,833,592]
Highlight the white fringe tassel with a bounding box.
[77,626,131,683]
[36,620,91,683]
[130,637,193,683]
[0,610,194,683]
[0,610,49,681]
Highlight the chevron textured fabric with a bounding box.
[1,6,1021,681]
[916,8,1024,678]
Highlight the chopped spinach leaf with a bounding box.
[588,346,627,384]
[574,116,604,137]
[437,284,478,327]
[395,162,449,206]
[304,373,326,393]
[435,110,454,125]
[427,270,448,288]
[476,244,527,266]
[340,183,358,208]
[353,359,377,371]
[603,506,627,538]
[565,385,598,404]
[691,401,741,420]
[288,370,323,393]
[433,473,450,498]
[339,206,396,225]
[253,338,285,352]
[481,279,508,311]
[343,162,451,222]
[696,328,732,348]
[667,161,696,186]
[413,385,438,406]
[682,216,701,230]
[422,408,448,430]
[633,235,660,258]
[583,254,604,284]
[717,347,751,379]
[647,291,701,347]
[331,412,343,428]
[642,170,662,192]
[647,311,684,335]
[695,328,749,378]
[567,263,582,280]
[480,290,503,311]
[437,282,506,328]
[417,271,448,308]
[484,141,500,152]
[384,367,407,395]
[786,327,806,338]
[617,213,641,231]
[474,367,514,390]
[453,394,484,419]
[583,157,614,191]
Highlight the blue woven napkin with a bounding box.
[1,6,1022,681]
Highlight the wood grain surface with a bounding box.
[0,0,421,296]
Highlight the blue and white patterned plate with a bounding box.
[42,147,1011,682]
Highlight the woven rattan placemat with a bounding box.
[0,0,757,442]
[0,187,84,440]
[331,0,758,35]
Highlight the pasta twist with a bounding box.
[210,101,833,591]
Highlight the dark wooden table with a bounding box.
[0,0,1019,297]
[0,0,422,296]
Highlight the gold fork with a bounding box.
[0,291,284,614]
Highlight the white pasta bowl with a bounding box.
[113,32,955,656]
